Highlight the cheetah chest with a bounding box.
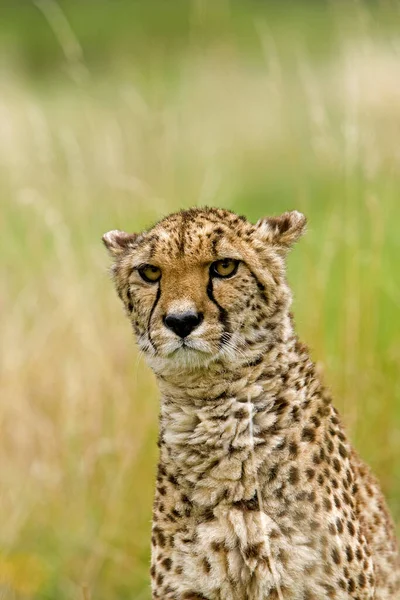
[152,505,320,600]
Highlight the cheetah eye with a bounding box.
[138,264,161,283]
[210,259,239,279]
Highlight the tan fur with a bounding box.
[103,207,399,600]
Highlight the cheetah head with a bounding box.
[103,208,306,372]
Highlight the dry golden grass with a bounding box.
[1,2,399,598]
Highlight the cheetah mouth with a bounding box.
[163,340,217,364]
[172,341,211,355]
[164,334,241,362]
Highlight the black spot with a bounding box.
[289,466,299,485]
[244,543,262,559]
[202,558,211,574]
[346,546,354,562]
[291,406,301,422]
[333,458,341,473]
[331,546,341,565]
[358,572,366,588]
[310,415,321,428]
[257,281,265,292]
[126,288,133,312]
[326,439,334,452]
[274,397,289,414]
[347,521,356,536]
[343,491,352,506]
[334,495,341,509]
[168,474,178,486]
[234,408,247,419]
[306,468,315,480]
[211,541,223,552]
[201,508,215,522]
[347,578,355,593]
[268,464,279,482]
[247,355,264,367]
[302,427,316,443]
[233,493,259,511]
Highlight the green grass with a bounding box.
[1,1,399,598]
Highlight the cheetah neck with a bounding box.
[154,317,329,507]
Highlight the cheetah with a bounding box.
[103,208,399,600]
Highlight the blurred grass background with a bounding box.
[1,1,399,598]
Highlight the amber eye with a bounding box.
[210,259,239,278]
[138,264,161,283]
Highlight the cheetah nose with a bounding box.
[163,311,204,338]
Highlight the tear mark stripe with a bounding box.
[206,276,231,346]
[148,284,161,352]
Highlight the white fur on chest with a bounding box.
[170,506,318,600]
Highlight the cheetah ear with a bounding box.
[255,211,307,252]
[102,230,138,257]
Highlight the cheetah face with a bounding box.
[103,208,306,371]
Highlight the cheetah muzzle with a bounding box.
[103,207,400,600]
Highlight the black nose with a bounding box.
[163,311,203,338]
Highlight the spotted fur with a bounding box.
[103,207,399,600]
